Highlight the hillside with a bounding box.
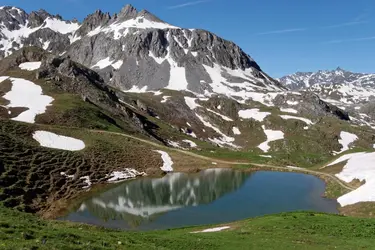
[0,3,375,249]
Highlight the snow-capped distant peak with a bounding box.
[0,6,80,58]
[279,68,374,90]
[279,68,375,128]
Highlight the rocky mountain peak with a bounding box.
[27,9,54,28]
[335,66,344,72]
[0,4,285,95]
[116,4,167,24]
[0,6,28,29]
[117,4,138,20]
[136,9,165,23]
[75,9,112,37]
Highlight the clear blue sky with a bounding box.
[2,0,375,77]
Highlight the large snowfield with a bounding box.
[33,131,86,151]
[1,77,54,123]
[328,152,375,206]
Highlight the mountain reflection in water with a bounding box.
[63,170,338,230]
[72,169,249,227]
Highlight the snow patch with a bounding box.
[161,96,171,103]
[287,166,303,170]
[327,152,367,167]
[61,172,74,180]
[91,57,123,69]
[112,60,124,69]
[80,176,92,189]
[192,226,230,233]
[280,108,298,114]
[336,131,358,154]
[3,77,54,123]
[286,100,299,106]
[166,55,189,91]
[124,85,148,93]
[33,131,85,151]
[331,152,375,206]
[238,109,270,122]
[184,97,201,110]
[19,62,41,71]
[106,169,146,183]
[42,40,50,50]
[153,90,163,96]
[260,155,272,158]
[88,16,178,39]
[195,113,238,148]
[43,18,80,34]
[168,140,184,149]
[258,125,284,152]
[232,127,241,135]
[206,108,233,121]
[149,51,166,64]
[154,150,174,172]
[182,139,197,148]
[279,115,313,125]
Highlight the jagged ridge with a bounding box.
[0,4,283,96]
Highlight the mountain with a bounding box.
[0,4,283,96]
[279,68,375,127]
[1,5,375,217]
[279,67,375,90]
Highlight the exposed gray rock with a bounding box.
[0,4,282,95]
[116,4,138,21]
[279,68,375,90]
[273,92,350,121]
[75,10,112,37]
[27,9,53,28]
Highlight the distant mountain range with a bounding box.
[279,68,375,91]
[279,68,375,125]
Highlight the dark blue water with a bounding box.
[61,169,338,231]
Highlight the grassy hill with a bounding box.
[1,206,375,250]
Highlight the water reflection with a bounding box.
[72,169,249,228]
[63,170,338,230]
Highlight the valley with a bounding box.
[0,3,375,249]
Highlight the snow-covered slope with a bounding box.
[279,68,375,106]
[0,4,284,99]
[279,68,375,90]
[0,6,80,58]
[279,68,375,128]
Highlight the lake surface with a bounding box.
[61,169,338,231]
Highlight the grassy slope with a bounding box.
[122,90,375,168]
[0,119,216,218]
[1,206,375,250]
[1,53,375,248]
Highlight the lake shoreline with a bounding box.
[58,167,339,229]
[43,165,346,221]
